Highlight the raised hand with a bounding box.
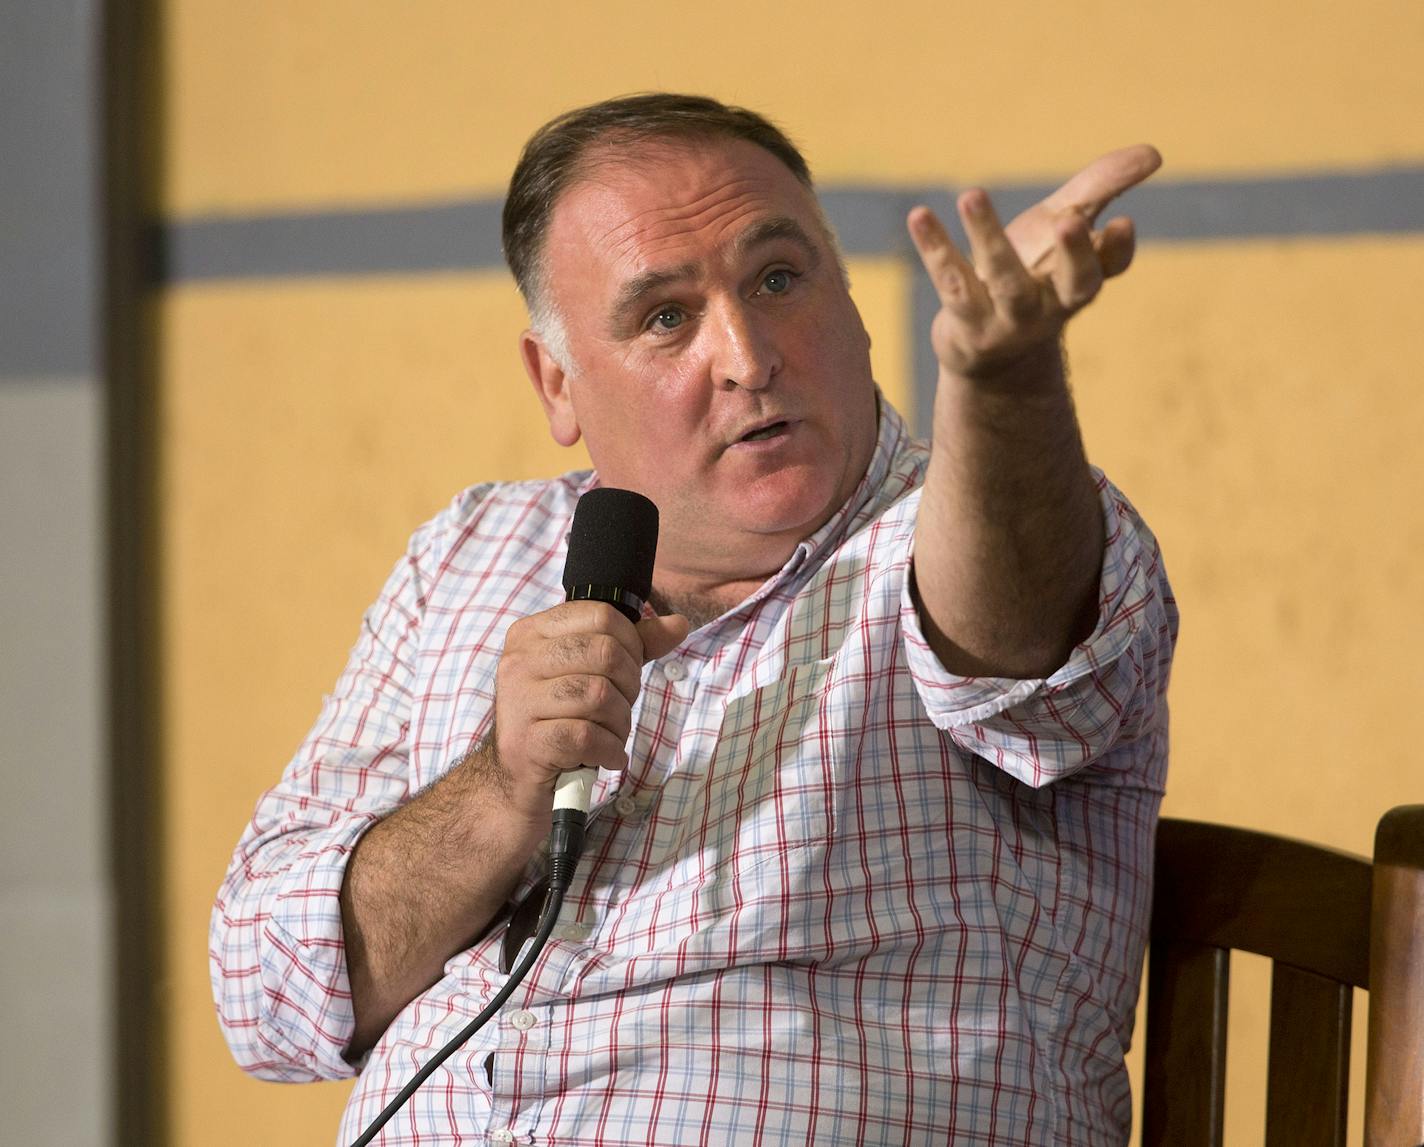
[907,145,1161,383]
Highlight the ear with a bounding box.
[520,330,581,447]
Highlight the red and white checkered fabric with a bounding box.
[212,400,1177,1146]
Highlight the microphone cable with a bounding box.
[347,814,586,1147]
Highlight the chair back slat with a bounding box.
[1145,808,1424,1147]
[1364,805,1424,1146]
[1264,962,1352,1147]
[1142,938,1229,1147]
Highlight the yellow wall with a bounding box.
[156,3,1424,1144]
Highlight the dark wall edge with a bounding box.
[104,1,167,1143]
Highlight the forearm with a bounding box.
[903,145,1162,679]
[914,344,1104,678]
[340,737,549,1057]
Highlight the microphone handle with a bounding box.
[552,767,598,813]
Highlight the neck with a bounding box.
[646,588,731,632]
[648,560,777,630]
[645,496,850,628]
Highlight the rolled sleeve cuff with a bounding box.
[901,471,1168,787]
[254,817,372,1079]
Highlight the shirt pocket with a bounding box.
[695,656,838,875]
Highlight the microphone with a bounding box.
[549,487,659,887]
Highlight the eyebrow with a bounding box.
[606,214,823,335]
[732,216,821,265]
[608,262,700,334]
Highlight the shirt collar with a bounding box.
[779,388,911,578]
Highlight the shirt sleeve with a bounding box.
[900,469,1179,789]
[208,520,433,1082]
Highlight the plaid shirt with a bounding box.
[212,399,1177,1146]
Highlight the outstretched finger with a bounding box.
[958,189,1037,317]
[1029,214,1139,278]
[1040,144,1162,224]
[907,205,988,318]
[1095,216,1137,278]
[1048,211,1103,313]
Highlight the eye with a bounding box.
[648,305,685,332]
[759,269,796,295]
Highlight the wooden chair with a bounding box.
[1142,805,1424,1146]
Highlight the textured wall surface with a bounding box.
[154,3,1424,1143]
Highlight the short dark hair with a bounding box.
[501,93,815,310]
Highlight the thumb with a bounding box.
[637,613,690,663]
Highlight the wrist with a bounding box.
[454,734,553,841]
[937,338,1067,398]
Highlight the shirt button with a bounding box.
[508,1010,537,1031]
[556,920,594,942]
[662,659,687,681]
[489,1132,516,1144]
[614,795,638,816]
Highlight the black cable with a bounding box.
[347,809,589,1147]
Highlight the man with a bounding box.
[212,93,1177,1145]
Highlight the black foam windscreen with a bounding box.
[561,487,660,605]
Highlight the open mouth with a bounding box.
[739,420,790,443]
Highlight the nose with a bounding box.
[705,299,781,391]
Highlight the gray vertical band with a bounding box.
[1,3,112,1145]
[0,4,98,378]
[911,268,943,439]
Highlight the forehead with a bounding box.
[544,137,823,284]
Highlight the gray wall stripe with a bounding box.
[151,198,507,284]
[986,167,1424,243]
[147,166,1424,437]
[152,166,1424,285]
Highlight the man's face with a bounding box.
[523,136,879,586]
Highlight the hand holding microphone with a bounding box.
[491,489,687,840]
[348,493,685,1144]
